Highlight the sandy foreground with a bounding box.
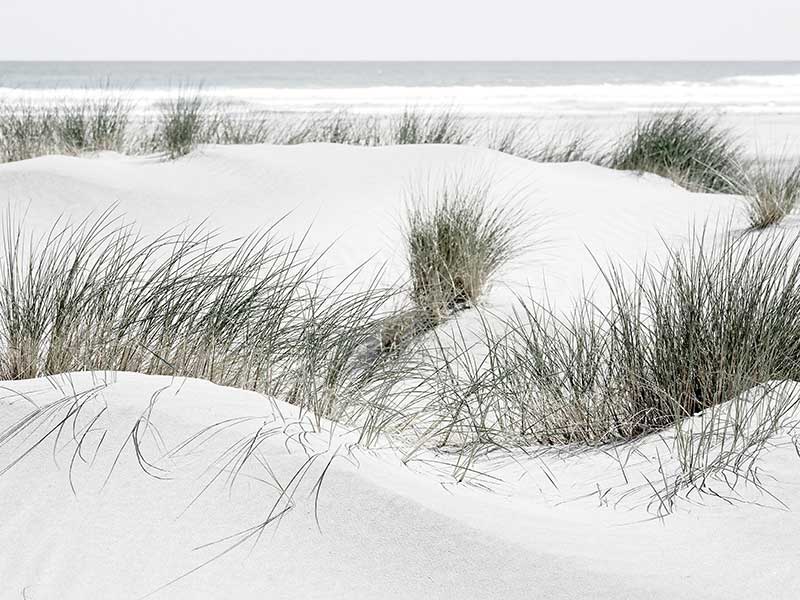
[0,144,798,599]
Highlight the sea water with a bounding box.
[1,61,799,116]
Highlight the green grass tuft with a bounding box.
[405,177,525,322]
[153,93,207,158]
[57,98,131,153]
[391,109,473,145]
[736,158,800,229]
[0,99,130,162]
[610,111,743,192]
[0,103,59,162]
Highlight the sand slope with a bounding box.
[0,143,744,307]
[1,372,799,599]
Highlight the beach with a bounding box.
[1,61,800,599]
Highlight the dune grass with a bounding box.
[0,209,305,381]
[488,121,599,163]
[0,99,131,162]
[0,209,407,418]
[609,111,743,192]
[56,98,131,153]
[152,94,208,158]
[288,111,383,146]
[0,97,597,165]
[202,108,275,145]
[0,103,59,163]
[8,93,790,211]
[404,178,525,325]
[599,230,800,431]
[0,190,799,508]
[398,227,800,499]
[391,109,473,145]
[2,95,800,506]
[733,158,800,229]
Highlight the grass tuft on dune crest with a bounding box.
[0,99,130,162]
[404,177,525,325]
[391,109,473,145]
[734,158,800,229]
[152,93,207,158]
[609,111,743,192]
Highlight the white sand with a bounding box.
[0,145,798,599]
[0,143,746,308]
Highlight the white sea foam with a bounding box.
[720,74,800,86]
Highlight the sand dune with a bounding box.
[0,144,797,599]
[2,371,799,599]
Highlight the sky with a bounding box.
[2,0,799,61]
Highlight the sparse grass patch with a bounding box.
[205,110,275,145]
[0,103,59,162]
[532,130,599,163]
[735,158,800,229]
[288,111,383,146]
[487,121,539,159]
[610,111,743,192]
[488,122,599,163]
[56,98,131,153]
[0,99,130,162]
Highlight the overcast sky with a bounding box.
[2,0,799,61]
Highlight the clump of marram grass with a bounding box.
[0,103,59,162]
[0,99,131,162]
[375,226,800,502]
[601,230,800,429]
[391,109,473,145]
[56,98,131,153]
[0,209,305,381]
[508,230,800,441]
[0,209,406,421]
[404,178,525,326]
[610,111,743,192]
[153,93,208,158]
[735,158,800,229]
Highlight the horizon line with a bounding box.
[3,58,800,63]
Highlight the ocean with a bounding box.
[1,61,800,117]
